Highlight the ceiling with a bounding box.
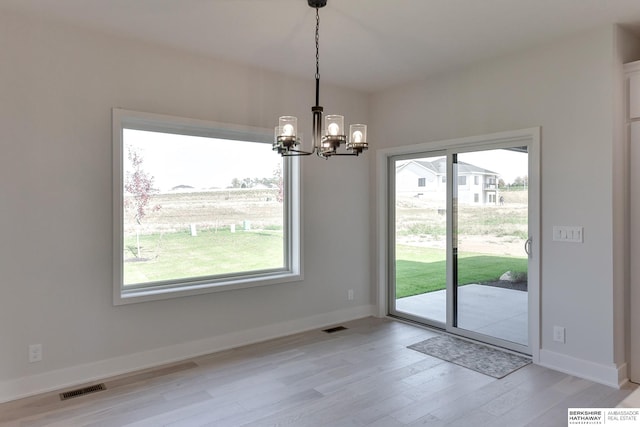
[3,0,640,92]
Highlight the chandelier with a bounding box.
[273,0,368,158]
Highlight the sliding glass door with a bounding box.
[390,153,448,326]
[452,148,529,349]
[389,140,536,354]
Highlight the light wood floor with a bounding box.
[0,317,636,426]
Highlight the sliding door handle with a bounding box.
[524,237,532,257]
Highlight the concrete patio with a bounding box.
[395,284,528,346]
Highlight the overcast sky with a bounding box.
[458,148,528,184]
[398,148,528,185]
[124,129,282,192]
[124,129,527,191]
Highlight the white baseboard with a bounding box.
[538,349,628,388]
[0,304,376,404]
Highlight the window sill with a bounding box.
[114,271,303,305]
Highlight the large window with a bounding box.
[113,109,301,304]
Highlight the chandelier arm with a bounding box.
[282,151,313,157]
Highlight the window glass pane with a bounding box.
[122,129,284,287]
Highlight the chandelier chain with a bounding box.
[315,7,320,81]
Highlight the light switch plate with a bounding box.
[553,226,583,243]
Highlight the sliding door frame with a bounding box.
[376,128,540,362]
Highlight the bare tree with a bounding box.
[513,175,528,188]
[124,146,160,258]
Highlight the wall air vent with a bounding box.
[59,383,106,401]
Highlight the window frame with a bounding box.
[417,177,426,187]
[112,109,302,305]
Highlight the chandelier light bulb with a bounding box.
[325,115,344,138]
[283,124,295,137]
[348,124,368,155]
[278,116,297,138]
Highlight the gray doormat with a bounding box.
[408,335,531,379]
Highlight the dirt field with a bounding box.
[124,187,529,259]
[395,188,528,257]
[124,188,283,235]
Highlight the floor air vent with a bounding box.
[323,326,348,333]
[60,383,106,401]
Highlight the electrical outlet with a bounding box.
[347,289,354,301]
[553,326,565,343]
[28,344,42,363]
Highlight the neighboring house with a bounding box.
[396,158,499,205]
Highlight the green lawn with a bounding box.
[395,244,527,298]
[123,230,526,297]
[123,228,283,285]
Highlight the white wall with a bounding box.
[0,10,372,401]
[371,25,640,386]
